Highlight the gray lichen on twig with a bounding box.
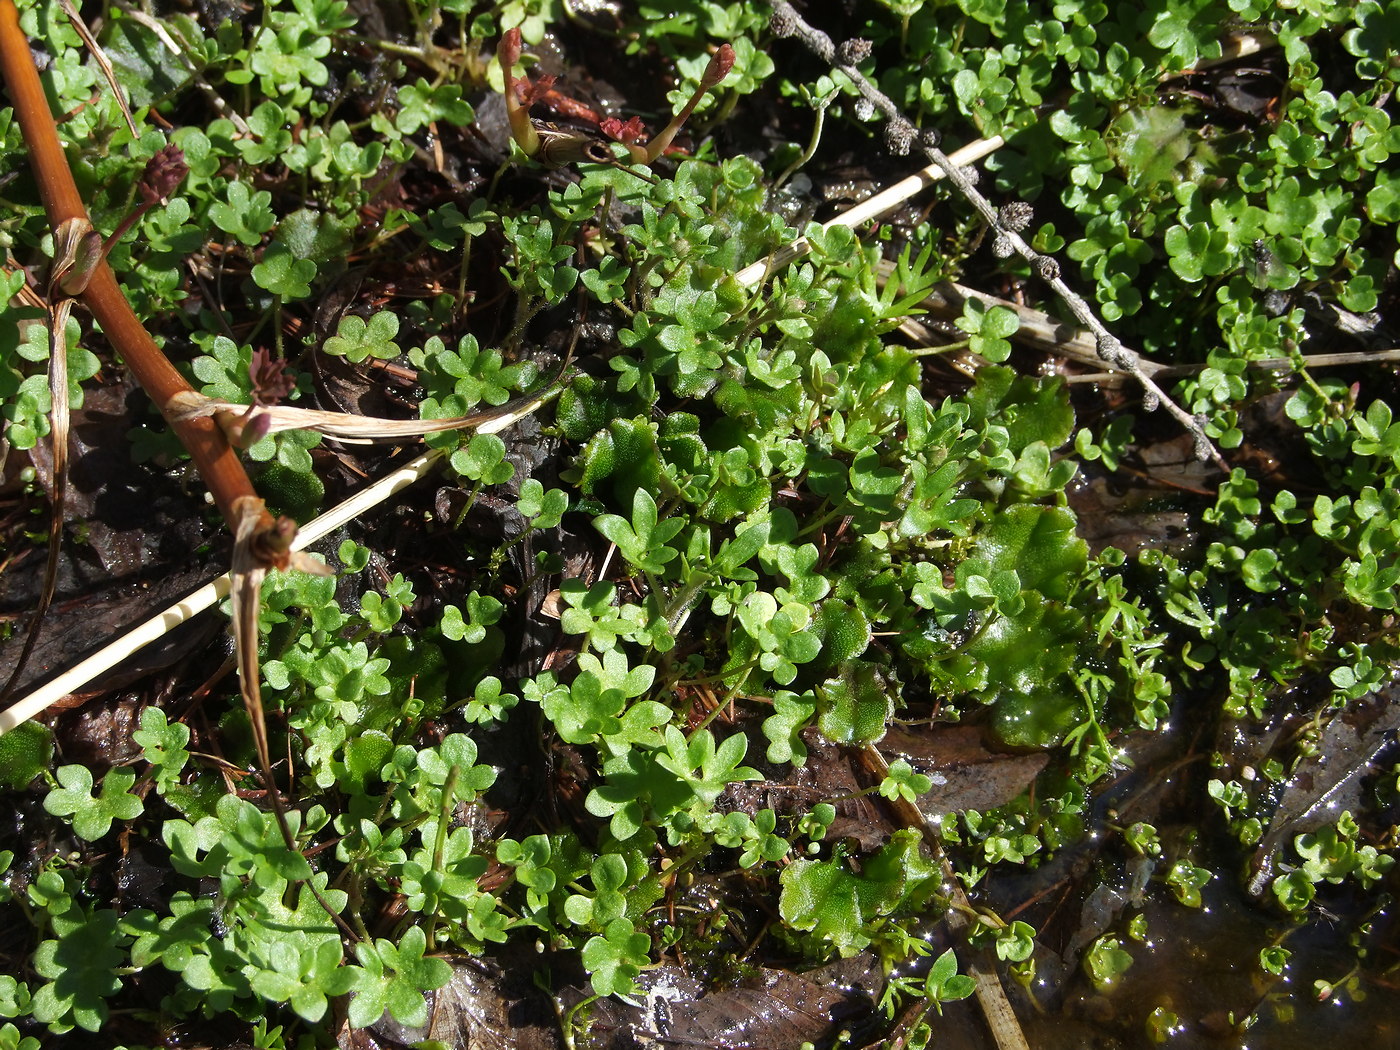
[766,0,1227,471]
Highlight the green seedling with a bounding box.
[2,0,1399,1044]
[43,766,144,842]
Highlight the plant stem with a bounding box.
[0,0,282,550]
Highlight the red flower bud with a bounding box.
[498,27,522,70]
[601,116,648,145]
[517,72,557,105]
[139,144,188,205]
[701,43,735,90]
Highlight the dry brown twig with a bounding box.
[0,0,342,859]
[889,270,1400,382]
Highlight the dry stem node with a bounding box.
[884,119,916,155]
[0,0,293,555]
[837,38,872,65]
[1095,333,1129,368]
[998,201,1034,233]
[50,216,103,296]
[768,6,798,37]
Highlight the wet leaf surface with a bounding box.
[586,957,883,1050]
[0,374,223,698]
[881,724,1050,816]
[1244,687,1400,896]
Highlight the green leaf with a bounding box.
[30,911,126,1032]
[581,918,651,997]
[44,766,144,840]
[132,708,190,792]
[322,311,401,363]
[1084,935,1134,990]
[818,662,895,745]
[450,432,515,485]
[0,722,52,789]
[395,78,475,134]
[962,504,1087,602]
[252,243,316,298]
[208,180,276,246]
[926,948,976,1006]
[879,759,932,803]
[779,830,941,956]
[349,926,451,1029]
[594,488,685,573]
[956,301,1020,363]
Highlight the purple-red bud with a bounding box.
[701,43,735,90]
[139,144,188,205]
[498,27,522,70]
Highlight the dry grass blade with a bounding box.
[229,500,278,818]
[228,498,330,849]
[170,394,534,444]
[171,352,575,446]
[0,301,73,701]
[901,277,1140,374]
[732,137,1004,290]
[110,3,252,136]
[57,0,138,138]
[902,274,1400,382]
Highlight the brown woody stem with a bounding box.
[0,0,279,545]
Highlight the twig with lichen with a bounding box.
[766,0,1227,472]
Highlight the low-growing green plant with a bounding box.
[2,0,1399,1045]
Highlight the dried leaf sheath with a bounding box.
[170,380,569,445]
[0,302,73,699]
[231,499,332,842]
[230,502,276,813]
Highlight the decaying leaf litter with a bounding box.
[2,0,1399,1047]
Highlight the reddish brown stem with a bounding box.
[0,0,273,541]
